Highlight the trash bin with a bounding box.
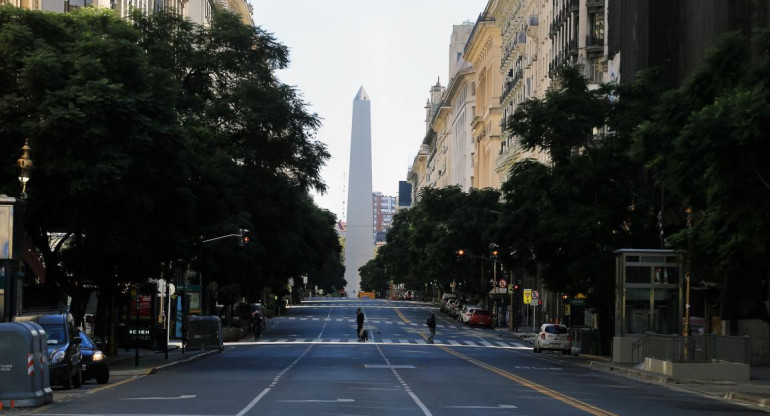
[187,316,223,352]
[0,322,53,408]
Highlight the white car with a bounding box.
[533,323,572,354]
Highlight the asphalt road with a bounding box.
[27,298,767,415]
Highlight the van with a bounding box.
[14,313,83,389]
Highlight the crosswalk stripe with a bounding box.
[400,339,409,344]
[513,342,526,348]
[496,342,509,347]
[381,339,391,343]
[480,341,493,347]
[449,340,461,346]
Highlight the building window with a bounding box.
[590,12,604,43]
[589,57,603,83]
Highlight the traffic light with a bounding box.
[561,293,570,304]
[455,249,464,261]
[238,228,251,246]
[489,243,499,259]
[513,280,520,291]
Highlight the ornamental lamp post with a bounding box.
[17,139,33,198]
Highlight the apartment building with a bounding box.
[465,6,503,190]
[3,0,253,27]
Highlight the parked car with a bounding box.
[468,309,492,328]
[79,331,109,384]
[460,305,479,324]
[14,312,83,389]
[444,299,458,314]
[533,323,572,354]
[440,294,457,312]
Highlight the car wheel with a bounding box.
[96,368,110,384]
[73,368,82,388]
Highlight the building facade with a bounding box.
[372,192,397,243]
[465,5,503,190]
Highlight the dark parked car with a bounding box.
[79,331,109,384]
[14,312,82,389]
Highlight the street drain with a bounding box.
[364,364,416,369]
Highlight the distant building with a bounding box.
[398,181,412,207]
[373,192,396,243]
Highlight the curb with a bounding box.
[145,350,219,375]
[723,392,770,409]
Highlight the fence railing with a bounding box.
[632,333,750,364]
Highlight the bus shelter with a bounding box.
[613,249,683,363]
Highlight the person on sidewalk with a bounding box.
[356,308,365,340]
[427,313,436,343]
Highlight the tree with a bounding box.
[0,7,195,328]
[636,31,770,325]
[502,65,664,343]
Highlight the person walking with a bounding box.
[356,308,365,340]
[427,313,436,342]
[252,310,262,341]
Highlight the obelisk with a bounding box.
[344,87,374,297]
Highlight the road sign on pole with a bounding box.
[532,290,539,300]
[523,289,532,305]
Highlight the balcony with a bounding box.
[568,38,578,56]
[569,0,579,12]
[586,35,604,55]
[586,0,604,9]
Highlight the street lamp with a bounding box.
[17,139,33,198]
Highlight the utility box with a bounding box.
[188,316,223,352]
[0,322,53,408]
[0,197,25,261]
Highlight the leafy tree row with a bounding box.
[362,30,770,335]
[0,6,345,343]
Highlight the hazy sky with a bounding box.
[253,0,488,221]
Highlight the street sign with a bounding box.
[523,289,532,305]
[532,290,539,300]
[498,279,507,288]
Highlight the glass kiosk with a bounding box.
[613,249,683,363]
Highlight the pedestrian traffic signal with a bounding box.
[239,228,251,246]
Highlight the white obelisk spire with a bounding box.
[344,87,374,297]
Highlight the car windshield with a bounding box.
[545,325,568,335]
[41,324,66,345]
[474,310,490,316]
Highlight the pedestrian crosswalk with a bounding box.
[249,337,529,349]
[282,316,479,329]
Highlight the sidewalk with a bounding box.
[106,341,219,377]
[490,326,770,411]
[579,354,770,411]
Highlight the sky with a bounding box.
[253,0,488,222]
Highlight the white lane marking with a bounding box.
[336,318,343,322]
[444,405,518,409]
[121,395,197,400]
[277,399,354,403]
[382,338,391,343]
[373,339,433,416]
[330,338,340,342]
[400,339,409,344]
